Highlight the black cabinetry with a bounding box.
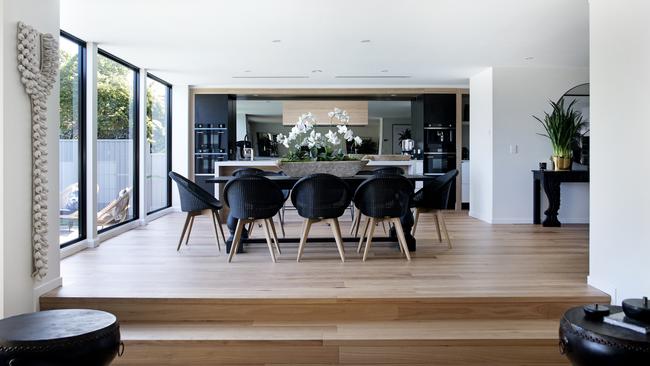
[423,94,456,128]
[193,94,236,194]
[421,93,457,209]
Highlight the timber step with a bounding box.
[40,292,608,322]
[115,319,569,365]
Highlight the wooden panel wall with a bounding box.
[282,100,368,125]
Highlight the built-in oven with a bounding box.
[424,127,455,153]
[423,152,457,175]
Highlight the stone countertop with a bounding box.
[214,159,421,167]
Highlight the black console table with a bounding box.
[532,170,589,227]
[559,306,650,365]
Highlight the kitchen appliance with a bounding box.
[235,137,252,160]
[423,152,456,175]
[400,138,415,156]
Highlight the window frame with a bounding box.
[59,30,87,248]
[145,73,173,215]
[96,48,141,234]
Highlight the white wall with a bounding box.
[469,66,589,224]
[0,0,6,318]
[492,67,589,223]
[171,85,189,208]
[469,68,494,223]
[589,0,650,304]
[1,0,61,317]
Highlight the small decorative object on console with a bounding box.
[583,303,610,320]
[623,297,650,324]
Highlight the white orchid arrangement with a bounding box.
[277,108,363,162]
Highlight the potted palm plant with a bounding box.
[534,99,588,171]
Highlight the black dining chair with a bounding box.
[353,175,413,261]
[223,175,285,263]
[350,167,404,237]
[169,171,226,251]
[291,174,352,262]
[232,168,288,238]
[411,169,458,248]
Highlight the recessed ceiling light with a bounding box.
[390,94,397,97]
[524,56,534,60]
[360,39,371,43]
[311,69,323,73]
[272,39,282,43]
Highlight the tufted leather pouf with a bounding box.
[0,309,121,366]
[559,305,650,365]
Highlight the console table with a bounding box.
[532,170,589,227]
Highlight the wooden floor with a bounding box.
[42,211,607,365]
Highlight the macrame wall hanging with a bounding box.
[16,22,59,281]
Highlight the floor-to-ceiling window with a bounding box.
[145,75,172,214]
[96,50,139,231]
[59,32,86,247]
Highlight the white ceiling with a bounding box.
[60,0,589,87]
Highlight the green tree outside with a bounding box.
[59,49,166,147]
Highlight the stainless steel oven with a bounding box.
[423,152,456,175]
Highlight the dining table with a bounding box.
[206,174,439,254]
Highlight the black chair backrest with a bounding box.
[223,175,285,219]
[290,174,352,219]
[372,167,404,175]
[415,169,459,209]
[169,171,218,212]
[353,175,414,218]
[232,167,265,177]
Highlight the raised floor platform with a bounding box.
[42,212,607,365]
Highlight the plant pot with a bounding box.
[553,156,572,171]
[277,160,368,177]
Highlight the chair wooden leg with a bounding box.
[297,219,313,262]
[267,218,281,254]
[350,209,361,235]
[177,213,192,251]
[211,211,221,252]
[392,218,412,261]
[357,216,371,253]
[329,218,346,263]
[433,212,442,242]
[215,210,227,243]
[262,219,277,263]
[276,212,286,238]
[185,215,195,246]
[437,211,452,249]
[247,221,255,237]
[381,221,388,235]
[228,219,246,263]
[412,208,420,236]
[363,218,377,262]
